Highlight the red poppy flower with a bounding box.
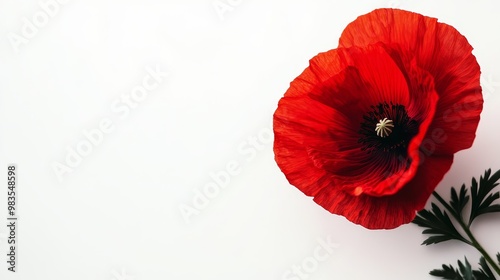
[273,9,482,229]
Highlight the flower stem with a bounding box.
[432,192,500,276]
[462,225,500,276]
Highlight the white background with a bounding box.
[1,0,500,279]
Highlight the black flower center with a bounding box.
[358,102,419,157]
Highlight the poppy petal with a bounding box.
[273,134,336,197]
[339,8,482,155]
[313,155,454,229]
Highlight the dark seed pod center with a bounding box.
[358,102,419,157]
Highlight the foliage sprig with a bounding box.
[413,169,500,279]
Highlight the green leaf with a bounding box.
[458,257,474,280]
[416,169,500,279]
[430,257,497,280]
[472,257,496,280]
[469,169,500,225]
[413,203,467,245]
[450,185,470,218]
[430,263,463,279]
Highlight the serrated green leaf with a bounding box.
[430,257,497,280]
[430,263,463,279]
[476,203,500,217]
[472,256,496,280]
[418,169,500,279]
[413,203,467,245]
[469,169,500,225]
[421,235,456,246]
[450,185,469,218]
[458,257,474,280]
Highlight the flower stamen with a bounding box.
[375,118,394,138]
[358,103,418,155]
